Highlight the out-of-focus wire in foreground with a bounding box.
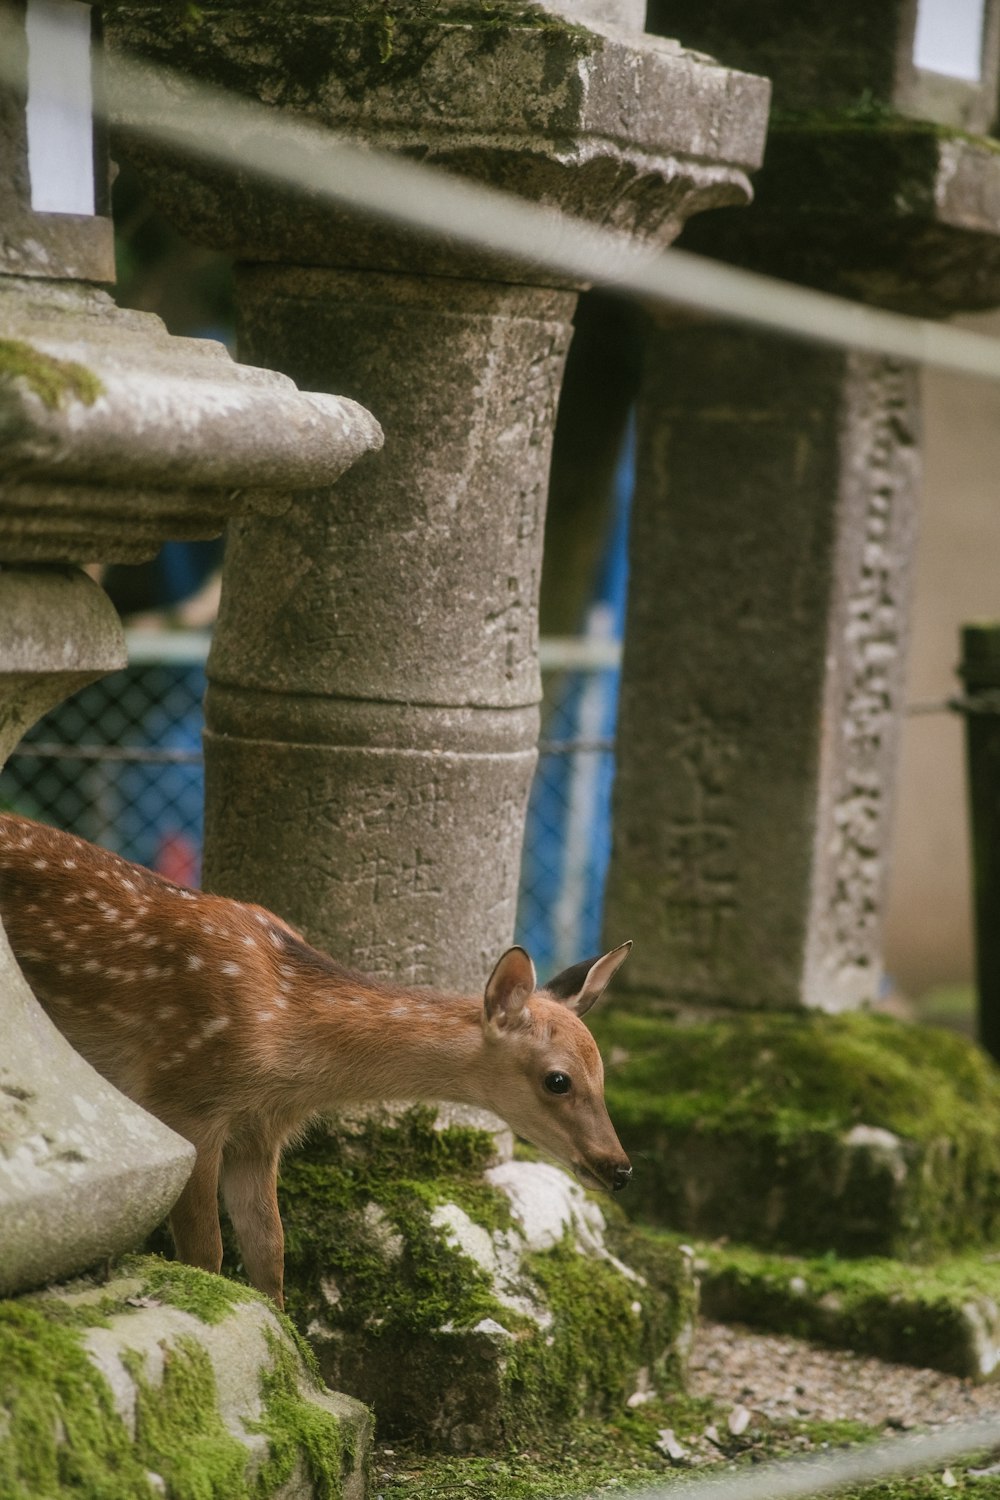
[6,33,1000,386]
[610,1416,1000,1500]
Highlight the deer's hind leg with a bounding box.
[168,1137,225,1276]
[220,1136,285,1308]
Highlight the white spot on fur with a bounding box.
[158,1006,176,1020]
[241,934,257,948]
[83,959,100,973]
[63,858,77,870]
[143,966,160,979]
[32,858,48,870]
[202,1016,230,1038]
[220,961,241,977]
[187,954,204,971]
[272,996,288,1009]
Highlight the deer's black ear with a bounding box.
[484,946,537,1030]
[544,942,631,1018]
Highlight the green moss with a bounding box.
[250,1329,357,1500]
[0,1301,154,1500]
[122,1338,250,1499]
[0,338,103,409]
[123,1254,261,1325]
[1,1258,360,1499]
[275,1108,514,1334]
[273,1107,693,1451]
[596,1009,1000,1143]
[683,1234,1000,1377]
[504,1229,689,1434]
[595,1010,1000,1257]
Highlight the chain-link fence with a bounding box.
[0,632,621,967]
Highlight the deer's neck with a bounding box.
[289,982,493,1113]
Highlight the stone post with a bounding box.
[103,0,770,988]
[604,0,1000,1012]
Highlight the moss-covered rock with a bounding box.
[0,1255,370,1499]
[595,1010,1000,1259]
[273,1106,695,1453]
[678,1234,1000,1381]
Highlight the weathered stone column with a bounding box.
[605,333,920,1011]
[605,0,1000,1012]
[104,0,770,987]
[205,271,573,985]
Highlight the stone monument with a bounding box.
[605,0,1000,1013]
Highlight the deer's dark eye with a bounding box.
[544,1071,572,1095]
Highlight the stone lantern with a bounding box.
[0,0,382,1298]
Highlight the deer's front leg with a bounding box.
[169,1142,224,1275]
[221,1140,285,1308]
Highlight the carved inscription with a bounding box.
[813,357,919,1000]
[661,704,740,988]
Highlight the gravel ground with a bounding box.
[689,1321,1000,1433]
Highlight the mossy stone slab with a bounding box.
[595,1010,1000,1259]
[0,1255,371,1499]
[680,1235,1000,1381]
[272,1106,696,1453]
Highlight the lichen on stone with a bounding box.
[0,337,104,410]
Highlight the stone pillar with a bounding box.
[104,0,770,986]
[206,271,572,985]
[605,330,919,1011]
[605,0,1000,1012]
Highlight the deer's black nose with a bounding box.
[612,1163,633,1192]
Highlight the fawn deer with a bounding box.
[0,813,632,1308]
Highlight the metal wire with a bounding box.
[0,18,992,382]
[620,1417,1000,1500]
